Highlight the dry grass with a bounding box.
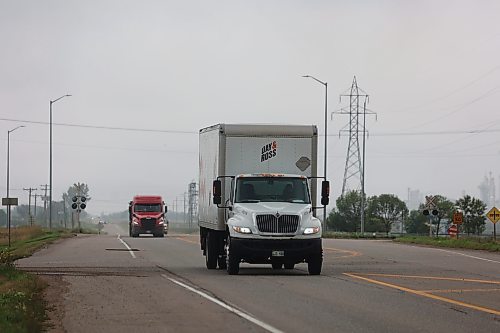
[0,226,46,246]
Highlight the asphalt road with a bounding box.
[17,223,500,333]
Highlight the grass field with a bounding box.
[394,235,500,252]
[0,227,71,333]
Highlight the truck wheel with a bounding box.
[272,263,283,270]
[308,254,322,275]
[284,263,295,270]
[205,232,218,269]
[226,237,239,275]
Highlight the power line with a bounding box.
[386,63,500,113]
[0,117,197,134]
[356,128,500,137]
[402,86,500,131]
[2,116,499,138]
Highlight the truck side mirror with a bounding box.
[164,205,168,213]
[321,180,330,206]
[213,180,222,205]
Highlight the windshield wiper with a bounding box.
[238,199,260,203]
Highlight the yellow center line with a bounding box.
[421,288,500,294]
[357,273,500,285]
[344,273,500,316]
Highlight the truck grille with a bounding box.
[256,214,299,234]
[141,218,156,230]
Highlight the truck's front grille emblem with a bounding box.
[256,214,299,234]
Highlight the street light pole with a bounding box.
[6,125,25,247]
[303,75,328,229]
[49,94,71,230]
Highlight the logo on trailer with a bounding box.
[261,141,277,162]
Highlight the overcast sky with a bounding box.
[1,0,499,215]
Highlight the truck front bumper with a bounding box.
[230,237,322,264]
[132,224,163,235]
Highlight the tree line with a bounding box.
[327,191,488,236]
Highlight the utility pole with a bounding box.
[334,76,376,234]
[183,193,187,224]
[34,194,43,224]
[23,187,37,226]
[40,184,49,227]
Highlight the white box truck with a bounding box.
[198,124,329,275]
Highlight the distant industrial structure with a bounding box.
[478,172,496,208]
[187,181,199,229]
[407,188,423,211]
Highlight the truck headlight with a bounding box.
[303,227,320,235]
[232,226,252,234]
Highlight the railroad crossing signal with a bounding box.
[425,195,437,209]
[423,209,439,216]
[486,207,500,224]
[452,212,463,225]
[423,195,438,216]
[71,196,87,211]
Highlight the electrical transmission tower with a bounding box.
[334,76,376,233]
[187,182,199,230]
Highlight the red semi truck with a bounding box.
[128,195,167,237]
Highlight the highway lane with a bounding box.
[17,223,500,332]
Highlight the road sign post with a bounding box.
[486,207,500,241]
[452,212,463,239]
[2,197,18,247]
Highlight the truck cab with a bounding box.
[208,173,328,275]
[128,195,167,237]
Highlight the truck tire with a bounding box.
[308,254,322,275]
[284,263,295,270]
[226,237,239,275]
[272,263,283,270]
[205,231,218,269]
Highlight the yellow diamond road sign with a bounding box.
[486,207,500,224]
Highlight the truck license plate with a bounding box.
[272,250,284,257]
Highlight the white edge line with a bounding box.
[162,275,284,333]
[433,248,500,264]
[117,234,136,258]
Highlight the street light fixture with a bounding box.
[6,125,25,247]
[49,94,71,230]
[302,75,328,229]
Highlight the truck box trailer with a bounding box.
[198,124,329,275]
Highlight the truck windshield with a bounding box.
[134,204,161,212]
[235,177,311,204]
